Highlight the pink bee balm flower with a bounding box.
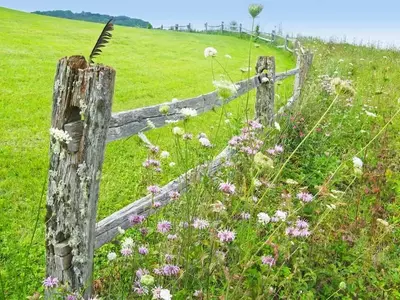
[153,201,162,208]
[217,229,236,243]
[129,215,146,225]
[267,148,276,155]
[248,120,263,129]
[138,246,149,255]
[136,268,149,278]
[297,191,314,203]
[219,182,236,195]
[157,220,172,233]
[121,248,133,256]
[161,264,180,276]
[43,276,59,288]
[274,145,284,153]
[261,255,276,267]
[199,137,212,147]
[147,185,161,195]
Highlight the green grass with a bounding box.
[0,7,295,298]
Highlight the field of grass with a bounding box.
[0,7,296,298]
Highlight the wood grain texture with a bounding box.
[95,147,233,249]
[255,56,275,125]
[46,56,115,297]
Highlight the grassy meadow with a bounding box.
[1,5,400,300]
[0,7,295,298]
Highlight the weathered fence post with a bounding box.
[292,41,314,103]
[221,21,224,33]
[187,23,191,32]
[255,56,275,125]
[161,25,163,30]
[205,22,208,33]
[45,56,115,298]
[175,24,179,31]
[239,23,242,36]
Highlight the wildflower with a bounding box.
[140,274,155,286]
[193,218,210,229]
[159,105,170,115]
[143,159,161,169]
[180,221,189,228]
[129,215,145,225]
[261,255,276,267]
[67,295,77,300]
[353,156,363,176]
[162,264,181,276]
[211,201,226,213]
[267,148,276,155]
[160,151,170,159]
[136,268,149,279]
[194,290,204,298]
[281,192,291,199]
[165,254,174,262]
[296,191,314,203]
[204,47,218,58]
[147,119,156,129]
[274,121,281,131]
[217,229,236,243]
[122,237,134,248]
[147,185,161,195]
[167,234,178,240]
[254,152,274,169]
[213,78,238,100]
[140,227,149,236]
[219,182,236,195]
[157,220,172,233]
[183,133,193,140]
[286,219,311,237]
[240,212,251,220]
[225,54,232,59]
[139,246,149,255]
[198,132,207,139]
[153,201,162,208]
[271,210,287,222]
[107,252,117,261]
[121,248,133,256]
[169,162,176,167]
[199,137,212,147]
[172,126,184,136]
[274,145,284,153]
[339,282,347,290]
[248,4,264,18]
[43,276,59,288]
[253,178,262,188]
[180,108,197,118]
[365,111,377,117]
[248,120,263,130]
[165,119,179,124]
[117,226,125,235]
[169,191,180,200]
[257,212,271,225]
[285,179,298,185]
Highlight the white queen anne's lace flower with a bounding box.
[180,108,197,118]
[204,47,217,58]
[257,212,270,225]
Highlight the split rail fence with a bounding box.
[45,41,313,298]
[155,21,296,52]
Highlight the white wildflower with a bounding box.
[147,119,156,129]
[159,289,172,300]
[199,137,212,147]
[122,237,134,249]
[165,119,179,124]
[257,212,270,225]
[180,108,197,118]
[107,252,117,261]
[213,78,238,100]
[172,127,184,136]
[274,121,281,131]
[160,151,170,159]
[352,157,363,169]
[285,178,299,185]
[117,226,125,235]
[204,47,217,58]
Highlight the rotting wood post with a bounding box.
[255,56,275,126]
[221,21,224,33]
[292,41,314,103]
[239,23,242,36]
[175,24,179,31]
[188,23,191,32]
[45,56,115,298]
[205,22,208,33]
[271,30,276,42]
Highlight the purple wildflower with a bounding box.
[129,215,145,225]
[261,255,276,267]
[297,191,314,203]
[199,137,212,147]
[136,268,149,279]
[217,229,236,243]
[183,133,193,140]
[153,201,162,208]
[274,144,284,153]
[165,254,174,262]
[267,148,277,155]
[240,212,251,220]
[248,120,263,129]
[179,221,189,228]
[162,264,180,276]
[138,246,149,255]
[147,185,161,195]
[140,227,149,236]
[150,145,160,153]
[157,220,172,233]
[67,295,77,300]
[169,191,180,200]
[167,234,178,240]
[43,276,59,288]
[219,182,236,195]
[121,248,133,256]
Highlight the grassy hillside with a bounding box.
[0,7,295,298]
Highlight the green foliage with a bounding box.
[32,10,152,28]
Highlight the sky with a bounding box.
[1,0,400,47]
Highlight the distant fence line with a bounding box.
[154,21,296,52]
[44,38,313,298]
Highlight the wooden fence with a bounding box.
[45,41,313,298]
[154,21,296,52]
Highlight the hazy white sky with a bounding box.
[1,0,399,47]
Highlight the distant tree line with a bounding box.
[32,10,152,28]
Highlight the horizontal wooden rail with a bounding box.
[95,147,233,249]
[106,76,259,142]
[107,67,299,143]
